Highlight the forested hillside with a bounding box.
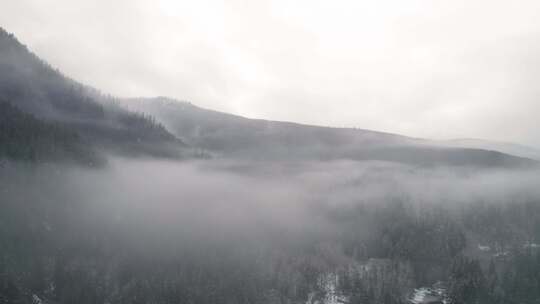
[124,97,536,168]
[1,160,540,304]
[0,28,185,160]
[0,101,100,165]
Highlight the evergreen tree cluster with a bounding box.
[0,101,100,165]
[0,27,185,161]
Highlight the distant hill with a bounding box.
[0,28,186,161]
[123,97,537,168]
[440,138,540,161]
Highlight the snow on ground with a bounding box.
[477,244,491,251]
[32,294,43,304]
[408,282,450,304]
[320,273,349,304]
[410,287,431,304]
[306,272,349,304]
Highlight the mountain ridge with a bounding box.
[0,27,187,162]
[122,97,537,167]
[440,138,540,161]
[0,26,536,168]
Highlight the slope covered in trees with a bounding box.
[0,101,100,165]
[124,97,537,168]
[0,28,185,159]
[1,161,540,304]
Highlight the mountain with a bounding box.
[1,27,536,168]
[122,97,537,168]
[0,28,186,162]
[440,138,540,161]
[0,101,101,165]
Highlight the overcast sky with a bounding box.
[2,0,540,147]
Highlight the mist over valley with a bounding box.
[1,12,540,304]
